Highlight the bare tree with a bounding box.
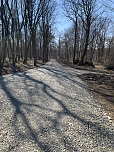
[63,0,103,64]
[63,0,80,63]
[42,0,56,62]
[78,0,101,64]
[101,0,114,12]
[0,0,10,73]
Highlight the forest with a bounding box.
[0,0,114,75]
[0,1,114,150]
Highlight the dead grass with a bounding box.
[1,59,46,76]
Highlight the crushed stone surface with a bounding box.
[0,59,114,152]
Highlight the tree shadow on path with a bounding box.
[0,60,114,151]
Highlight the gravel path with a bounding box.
[0,59,114,152]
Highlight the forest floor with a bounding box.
[57,59,114,122]
[1,58,114,122]
[0,59,46,76]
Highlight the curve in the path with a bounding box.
[0,59,114,152]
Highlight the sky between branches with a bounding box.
[55,0,114,38]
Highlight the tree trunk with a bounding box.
[73,18,77,63]
[23,38,32,64]
[29,42,32,59]
[12,34,15,65]
[45,25,49,62]
[40,40,42,57]
[32,28,37,66]
[23,29,28,64]
[80,28,90,65]
[15,34,19,63]
[58,36,61,59]
[45,45,48,61]
[43,27,46,62]
[21,38,23,59]
[34,39,37,66]
[42,7,46,62]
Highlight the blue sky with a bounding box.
[55,0,73,33]
[53,0,73,40]
[54,0,114,39]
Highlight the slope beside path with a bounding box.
[0,59,114,151]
